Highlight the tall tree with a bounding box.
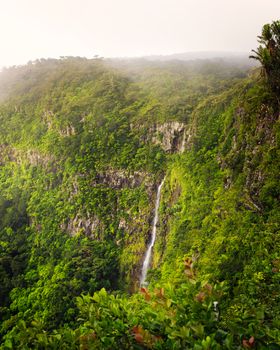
[250,20,280,93]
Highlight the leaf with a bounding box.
[155,288,165,299]
[242,336,255,348]
[195,292,206,302]
[140,287,151,301]
[4,339,13,349]
[134,333,144,343]
[166,299,172,308]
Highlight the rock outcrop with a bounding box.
[64,169,156,239]
[62,214,104,239]
[151,122,186,153]
[92,169,155,194]
[131,121,194,153]
[0,145,55,168]
[42,110,76,137]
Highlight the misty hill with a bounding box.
[0,54,256,103]
[0,37,279,349]
[144,50,254,63]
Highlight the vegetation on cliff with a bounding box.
[0,22,279,349]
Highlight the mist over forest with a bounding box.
[0,15,279,350]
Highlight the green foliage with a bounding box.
[250,20,280,94]
[0,43,279,349]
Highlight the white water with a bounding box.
[140,178,165,286]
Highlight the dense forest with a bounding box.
[0,21,279,349]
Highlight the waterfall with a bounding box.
[180,130,186,153]
[140,178,165,286]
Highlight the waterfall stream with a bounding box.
[140,178,165,286]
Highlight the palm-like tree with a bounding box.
[250,20,280,92]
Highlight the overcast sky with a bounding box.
[0,0,279,67]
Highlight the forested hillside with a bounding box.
[0,22,279,349]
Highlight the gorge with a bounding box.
[0,20,279,349]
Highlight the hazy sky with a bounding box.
[0,0,279,67]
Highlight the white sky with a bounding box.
[0,0,279,67]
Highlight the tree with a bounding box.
[250,20,280,93]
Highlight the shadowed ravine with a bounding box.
[140,178,165,286]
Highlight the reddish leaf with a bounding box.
[140,287,151,301]
[134,333,144,343]
[133,325,144,334]
[204,284,213,293]
[249,336,255,345]
[140,287,148,294]
[89,332,96,339]
[145,293,151,301]
[184,258,193,269]
[242,336,255,348]
[195,291,206,302]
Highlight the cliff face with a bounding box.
[151,122,186,153]
[2,56,280,347]
[93,169,154,192]
[131,121,194,153]
[152,77,280,347]
[148,122,186,153]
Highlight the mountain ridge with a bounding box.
[0,30,279,348]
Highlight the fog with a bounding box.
[0,0,279,67]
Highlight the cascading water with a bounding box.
[140,178,165,286]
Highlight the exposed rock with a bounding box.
[0,145,55,168]
[118,218,128,230]
[58,125,76,137]
[131,121,193,153]
[64,214,103,239]
[42,110,55,129]
[42,110,76,136]
[151,122,186,153]
[223,176,232,190]
[92,169,155,194]
[0,144,17,164]
[25,149,54,167]
[71,178,79,196]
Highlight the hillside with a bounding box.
[0,24,279,349]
